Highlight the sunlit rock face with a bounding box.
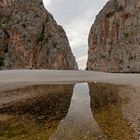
[0,0,78,70]
[87,0,140,72]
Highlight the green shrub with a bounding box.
[123,32,129,38]
[22,23,26,28]
[45,16,49,24]
[0,57,4,68]
[37,32,44,42]
[0,17,10,28]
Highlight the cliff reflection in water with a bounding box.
[89,83,134,140]
[0,83,136,140]
[0,84,74,140]
[50,83,104,140]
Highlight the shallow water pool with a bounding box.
[0,83,136,140]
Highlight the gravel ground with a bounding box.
[119,86,140,139]
[0,70,139,91]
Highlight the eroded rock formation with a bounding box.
[87,0,140,72]
[0,0,78,70]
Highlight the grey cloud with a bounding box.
[43,0,108,69]
[44,0,107,25]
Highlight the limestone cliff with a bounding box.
[87,0,140,72]
[0,0,78,70]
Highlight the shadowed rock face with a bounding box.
[87,0,140,72]
[0,0,78,70]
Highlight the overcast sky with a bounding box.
[43,0,107,69]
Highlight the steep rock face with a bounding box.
[0,0,10,68]
[87,0,140,72]
[0,0,78,70]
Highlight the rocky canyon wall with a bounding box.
[0,0,78,70]
[87,0,140,72]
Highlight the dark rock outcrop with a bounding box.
[87,0,140,72]
[0,0,78,70]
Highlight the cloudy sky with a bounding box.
[43,0,107,69]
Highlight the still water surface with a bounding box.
[0,83,135,140]
[50,83,103,140]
